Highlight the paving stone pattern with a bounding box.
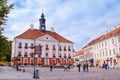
[0,66,120,80]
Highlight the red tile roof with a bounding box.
[16,29,73,43]
[74,50,84,57]
[83,27,120,48]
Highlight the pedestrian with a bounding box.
[77,63,81,72]
[50,64,53,72]
[67,65,70,71]
[86,63,89,72]
[64,64,67,72]
[83,63,86,72]
[105,63,108,70]
[16,63,19,71]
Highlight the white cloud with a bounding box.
[6,0,120,51]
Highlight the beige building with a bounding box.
[83,27,120,68]
[74,50,84,66]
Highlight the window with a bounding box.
[119,48,120,54]
[24,58,27,64]
[53,45,56,50]
[112,39,114,44]
[46,53,48,56]
[53,53,56,58]
[46,44,49,50]
[102,42,104,47]
[103,51,104,57]
[64,46,67,51]
[105,41,107,46]
[114,59,117,66]
[31,59,34,65]
[24,52,28,57]
[68,46,71,51]
[100,52,101,57]
[99,43,101,48]
[18,52,22,57]
[118,37,120,42]
[113,49,115,55]
[59,46,62,51]
[109,50,111,56]
[106,51,108,56]
[25,43,28,49]
[18,42,22,48]
[30,43,34,49]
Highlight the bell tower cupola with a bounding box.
[39,12,46,32]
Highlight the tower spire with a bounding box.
[39,10,46,32]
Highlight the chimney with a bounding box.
[30,24,34,30]
[50,27,55,32]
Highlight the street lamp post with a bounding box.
[33,45,36,78]
[33,45,42,79]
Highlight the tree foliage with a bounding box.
[0,0,13,62]
[0,35,12,62]
[0,0,13,34]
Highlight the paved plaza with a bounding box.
[0,66,120,80]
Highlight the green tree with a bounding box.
[0,0,13,62]
[0,0,13,34]
[0,35,12,62]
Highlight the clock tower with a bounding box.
[39,12,46,32]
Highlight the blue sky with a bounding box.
[5,0,120,51]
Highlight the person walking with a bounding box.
[77,63,81,72]
[64,64,67,72]
[83,63,86,72]
[50,64,53,72]
[86,62,89,72]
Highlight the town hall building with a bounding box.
[11,13,74,66]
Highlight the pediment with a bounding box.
[36,34,58,42]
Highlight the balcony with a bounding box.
[59,48,62,51]
[17,53,22,57]
[24,53,28,57]
[45,48,49,50]
[68,56,71,59]
[64,49,67,51]
[29,46,34,49]
[24,46,28,49]
[53,55,56,58]
[18,46,22,49]
[53,48,56,50]
[59,55,62,58]
[64,56,67,58]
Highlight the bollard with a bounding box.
[35,69,39,79]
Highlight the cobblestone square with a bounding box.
[0,66,120,80]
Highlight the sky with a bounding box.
[4,0,120,51]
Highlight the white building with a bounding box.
[11,13,74,66]
[83,27,120,67]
